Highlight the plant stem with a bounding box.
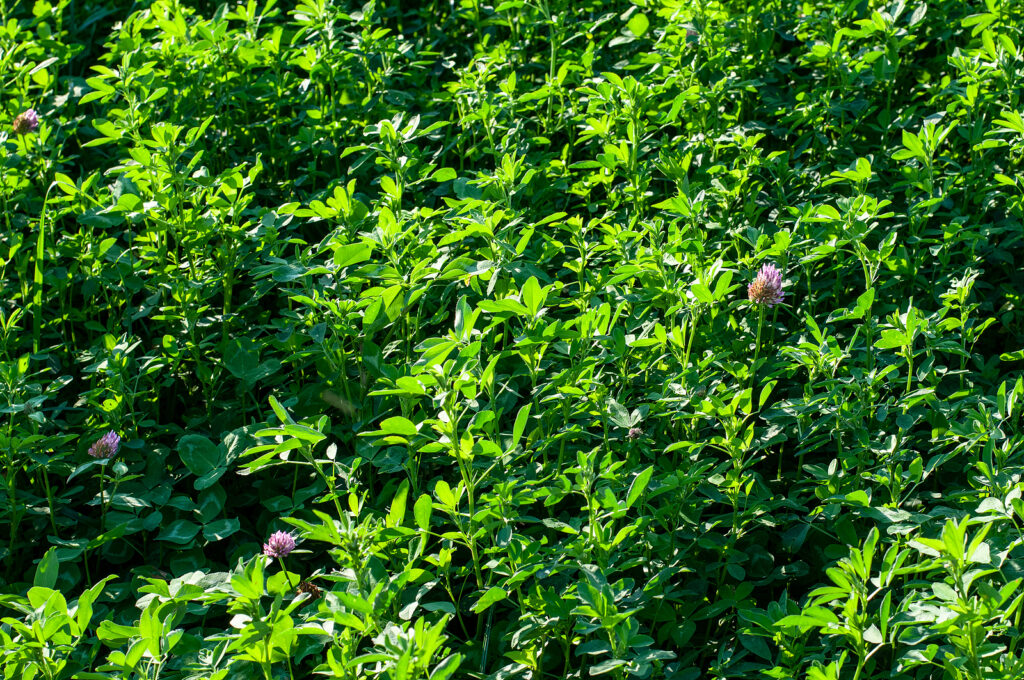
[749,306,765,402]
[278,556,297,590]
[99,472,107,534]
[32,183,55,354]
[905,350,914,397]
[40,469,57,536]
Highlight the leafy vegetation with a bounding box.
[3,0,1024,678]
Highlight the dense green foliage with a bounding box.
[3,0,1024,677]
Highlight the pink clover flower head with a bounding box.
[263,530,296,558]
[627,427,643,441]
[747,263,785,308]
[88,431,121,459]
[13,109,39,135]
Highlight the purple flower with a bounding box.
[88,431,121,459]
[627,427,643,441]
[12,109,39,135]
[263,530,296,558]
[747,263,785,308]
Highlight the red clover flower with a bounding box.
[263,530,296,558]
[13,109,39,135]
[747,263,785,308]
[88,431,121,459]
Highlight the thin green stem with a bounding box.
[905,350,914,397]
[40,469,57,536]
[278,556,297,590]
[32,183,55,354]
[98,472,108,534]
[749,306,765,400]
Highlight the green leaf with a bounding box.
[521,276,543,317]
[471,587,507,613]
[844,489,870,506]
[178,434,229,489]
[863,624,883,644]
[855,156,872,178]
[932,582,956,601]
[414,494,433,531]
[605,397,631,428]
[626,13,650,37]
[776,607,840,629]
[875,329,908,350]
[380,174,399,198]
[508,403,531,453]
[97,620,140,645]
[429,653,462,680]
[333,242,373,269]
[389,480,410,527]
[739,634,772,660]
[901,129,924,156]
[591,659,628,675]
[269,395,292,424]
[379,416,418,437]
[336,591,374,614]
[434,481,456,510]
[75,576,114,635]
[223,340,280,385]
[34,547,59,589]
[625,466,653,509]
[690,282,714,304]
[478,299,530,316]
[909,3,927,25]
[223,340,259,381]
[231,569,263,600]
[941,520,965,563]
[157,519,201,544]
[852,288,874,319]
[968,541,990,564]
[202,519,241,542]
[178,435,218,473]
[139,600,162,658]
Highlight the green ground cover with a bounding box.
[3,0,1024,677]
